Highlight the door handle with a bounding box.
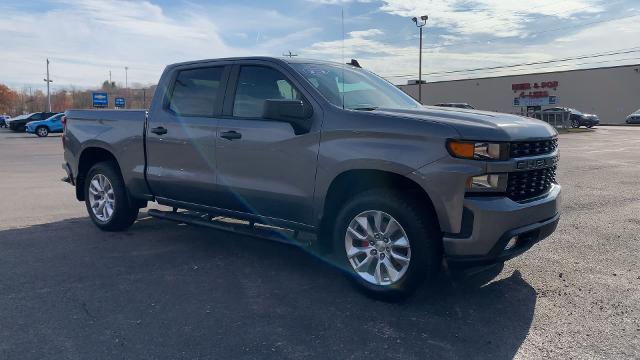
[220,130,242,140]
[151,126,167,135]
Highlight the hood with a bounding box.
[7,114,28,123]
[373,106,557,141]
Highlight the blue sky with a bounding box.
[1,0,639,90]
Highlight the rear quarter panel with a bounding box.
[64,109,149,198]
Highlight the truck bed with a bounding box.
[63,109,150,199]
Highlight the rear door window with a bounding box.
[169,67,225,117]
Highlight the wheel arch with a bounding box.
[317,169,440,252]
[76,147,122,201]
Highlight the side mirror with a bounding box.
[262,99,313,135]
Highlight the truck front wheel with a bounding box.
[84,161,138,231]
[332,189,442,300]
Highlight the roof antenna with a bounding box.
[341,7,345,110]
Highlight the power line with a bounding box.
[427,57,640,80]
[386,57,640,83]
[382,46,640,78]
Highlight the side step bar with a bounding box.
[147,209,313,247]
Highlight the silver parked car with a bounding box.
[626,110,640,124]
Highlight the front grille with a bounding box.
[510,139,558,158]
[507,166,556,201]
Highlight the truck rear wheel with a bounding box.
[84,161,138,231]
[332,189,441,300]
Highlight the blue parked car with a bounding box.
[26,113,64,137]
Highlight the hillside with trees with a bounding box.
[0,82,156,116]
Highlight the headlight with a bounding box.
[466,174,508,192]
[447,140,507,160]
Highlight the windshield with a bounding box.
[290,63,420,110]
[44,113,62,121]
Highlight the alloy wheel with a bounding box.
[344,210,411,286]
[88,174,115,222]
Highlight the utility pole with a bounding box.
[124,66,129,109]
[412,15,428,104]
[109,70,112,86]
[282,51,298,58]
[43,59,53,112]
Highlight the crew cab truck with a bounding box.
[63,57,561,299]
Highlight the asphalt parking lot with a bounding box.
[0,127,639,359]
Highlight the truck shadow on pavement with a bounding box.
[0,215,536,360]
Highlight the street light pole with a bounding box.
[419,26,423,103]
[412,15,428,104]
[43,58,52,112]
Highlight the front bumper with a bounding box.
[445,184,561,267]
[9,122,26,131]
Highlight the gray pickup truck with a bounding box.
[63,57,560,299]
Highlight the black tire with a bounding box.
[84,161,139,231]
[331,189,442,301]
[36,126,49,137]
[571,119,580,128]
[586,124,594,128]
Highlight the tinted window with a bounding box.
[169,67,224,117]
[233,66,300,118]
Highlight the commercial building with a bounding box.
[398,64,640,124]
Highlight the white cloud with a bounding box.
[302,11,640,84]
[302,29,546,82]
[0,0,303,88]
[349,29,384,38]
[0,0,637,90]
[379,0,604,37]
[305,0,372,4]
